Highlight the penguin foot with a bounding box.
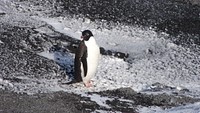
[84,81,92,88]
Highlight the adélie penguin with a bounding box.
[74,30,100,87]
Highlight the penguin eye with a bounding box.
[85,33,90,37]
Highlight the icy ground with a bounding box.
[37,17,200,112]
[0,0,200,112]
[37,16,200,96]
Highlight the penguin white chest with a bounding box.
[83,37,100,82]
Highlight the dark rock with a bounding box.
[95,88,200,109]
[0,12,6,16]
[0,89,89,113]
[100,47,129,59]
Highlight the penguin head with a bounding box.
[81,30,93,41]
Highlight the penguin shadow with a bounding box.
[49,45,75,82]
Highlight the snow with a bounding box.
[0,78,14,90]
[80,93,113,109]
[35,16,200,112]
[138,102,200,113]
[37,17,164,59]
[36,16,200,95]
[0,0,12,13]
[0,40,3,44]
[92,110,121,113]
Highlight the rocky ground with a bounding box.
[1,88,200,113]
[1,0,200,113]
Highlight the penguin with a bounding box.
[74,30,100,87]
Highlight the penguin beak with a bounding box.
[81,35,86,39]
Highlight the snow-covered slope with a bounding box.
[37,16,200,98]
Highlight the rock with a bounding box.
[0,12,6,16]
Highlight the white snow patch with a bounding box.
[0,0,13,13]
[0,40,3,44]
[32,16,200,98]
[80,93,113,109]
[35,16,200,113]
[138,102,200,113]
[0,78,14,90]
[37,16,168,60]
[92,110,121,113]
[38,51,55,60]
